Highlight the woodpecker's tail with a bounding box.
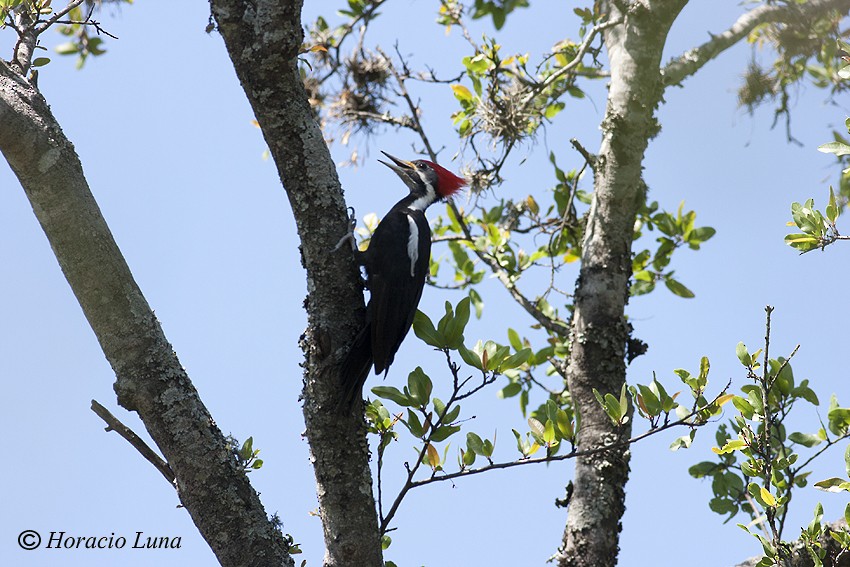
[338,324,373,410]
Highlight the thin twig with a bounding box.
[759,306,783,544]
[406,392,729,489]
[379,350,494,533]
[316,0,385,84]
[743,491,771,537]
[518,18,620,111]
[50,18,119,40]
[34,0,86,34]
[90,399,176,485]
[570,138,596,171]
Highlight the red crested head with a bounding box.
[420,160,467,198]
[378,151,468,205]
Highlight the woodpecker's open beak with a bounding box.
[378,151,415,173]
[378,151,421,191]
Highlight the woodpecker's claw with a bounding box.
[332,207,358,252]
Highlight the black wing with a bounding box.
[366,208,431,374]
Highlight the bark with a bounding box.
[0,61,292,566]
[209,1,383,566]
[556,2,686,566]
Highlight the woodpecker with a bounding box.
[340,152,467,407]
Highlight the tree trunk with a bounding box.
[209,1,383,565]
[557,2,686,565]
[0,61,293,567]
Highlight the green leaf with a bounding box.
[543,419,556,445]
[55,42,79,55]
[543,102,565,120]
[451,84,474,104]
[827,186,840,224]
[240,437,254,460]
[732,395,755,419]
[491,8,506,29]
[413,309,445,348]
[371,386,411,406]
[593,387,624,424]
[636,384,661,416]
[688,226,716,244]
[462,54,493,75]
[736,342,752,367]
[818,141,850,156]
[784,233,820,251]
[794,381,820,406]
[444,297,471,348]
[788,432,823,448]
[709,497,737,515]
[630,279,656,296]
[442,403,461,424]
[814,477,850,492]
[457,342,483,370]
[845,444,850,478]
[689,461,718,478]
[712,439,748,454]
[499,348,531,371]
[436,301,454,339]
[461,447,476,466]
[469,289,484,318]
[555,409,573,440]
[498,381,522,399]
[507,328,523,351]
[87,37,106,56]
[670,430,695,451]
[664,277,694,298]
[430,424,460,442]
[528,417,545,443]
[432,397,446,418]
[698,356,710,385]
[760,487,776,507]
[467,432,485,455]
[32,57,51,67]
[407,367,432,406]
[405,410,424,437]
[828,405,850,435]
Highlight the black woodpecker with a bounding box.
[340,152,467,408]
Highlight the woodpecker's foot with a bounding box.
[332,207,358,253]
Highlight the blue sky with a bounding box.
[2,2,849,566]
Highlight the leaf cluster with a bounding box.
[226,435,264,474]
[632,201,715,298]
[785,189,841,253]
[688,330,850,565]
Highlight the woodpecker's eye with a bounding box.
[414,161,428,169]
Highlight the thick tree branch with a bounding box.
[0,60,292,567]
[556,2,687,565]
[209,1,383,565]
[663,0,850,87]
